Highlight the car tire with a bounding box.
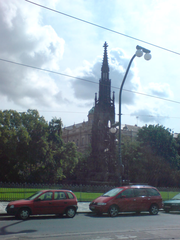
[108,205,119,217]
[18,208,30,220]
[149,204,159,215]
[66,207,76,218]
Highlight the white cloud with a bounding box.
[71,47,141,107]
[0,0,180,132]
[0,0,65,110]
[131,108,169,125]
[147,82,173,98]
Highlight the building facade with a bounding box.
[62,109,94,153]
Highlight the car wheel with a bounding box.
[149,204,159,215]
[18,208,30,220]
[66,207,76,218]
[109,205,119,217]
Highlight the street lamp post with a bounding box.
[118,45,151,186]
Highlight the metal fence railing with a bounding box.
[0,182,179,202]
[0,182,116,201]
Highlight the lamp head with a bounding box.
[144,52,152,61]
[136,49,143,57]
[136,45,151,60]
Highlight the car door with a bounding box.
[33,191,54,214]
[133,188,149,211]
[52,191,68,214]
[146,188,162,209]
[114,189,136,212]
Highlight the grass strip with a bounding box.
[0,188,179,202]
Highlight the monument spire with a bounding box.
[99,42,111,104]
[101,42,109,80]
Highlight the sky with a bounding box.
[0,0,180,133]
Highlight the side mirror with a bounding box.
[121,195,126,199]
[34,198,41,202]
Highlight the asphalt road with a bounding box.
[0,211,180,240]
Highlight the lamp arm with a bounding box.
[120,54,136,94]
[118,53,136,186]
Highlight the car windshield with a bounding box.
[26,191,43,200]
[102,188,123,197]
[172,193,180,200]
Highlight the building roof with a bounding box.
[88,106,95,115]
[63,121,89,131]
[121,124,140,132]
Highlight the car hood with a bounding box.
[92,196,113,203]
[8,199,32,206]
[163,200,180,204]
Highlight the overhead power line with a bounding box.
[123,114,180,119]
[1,108,180,120]
[0,57,180,105]
[25,0,180,56]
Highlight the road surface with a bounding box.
[0,211,180,239]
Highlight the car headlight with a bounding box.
[10,205,14,209]
[97,203,106,206]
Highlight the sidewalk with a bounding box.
[0,202,8,214]
[0,202,91,215]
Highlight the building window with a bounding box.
[76,139,79,146]
[82,138,84,146]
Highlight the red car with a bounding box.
[89,185,162,217]
[6,189,78,220]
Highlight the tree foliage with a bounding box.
[0,110,79,183]
[1,110,180,187]
[122,124,180,187]
[137,124,180,169]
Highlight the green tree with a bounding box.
[121,125,180,187]
[0,110,80,183]
[17,110,49,182]
[122,137,174,186]
[57,142,79,181]
[137,124,180,169]
[0,110,20,181]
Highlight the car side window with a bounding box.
[67,192,74,199]
[134,188,147,197]
[117,189,134,198]
[54,191,66,200]
[146,188,160,196]
[38,192,53,201]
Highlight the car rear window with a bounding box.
[146,188,160,196]
[67,192,74,199]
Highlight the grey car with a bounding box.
[163,193,180,213]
